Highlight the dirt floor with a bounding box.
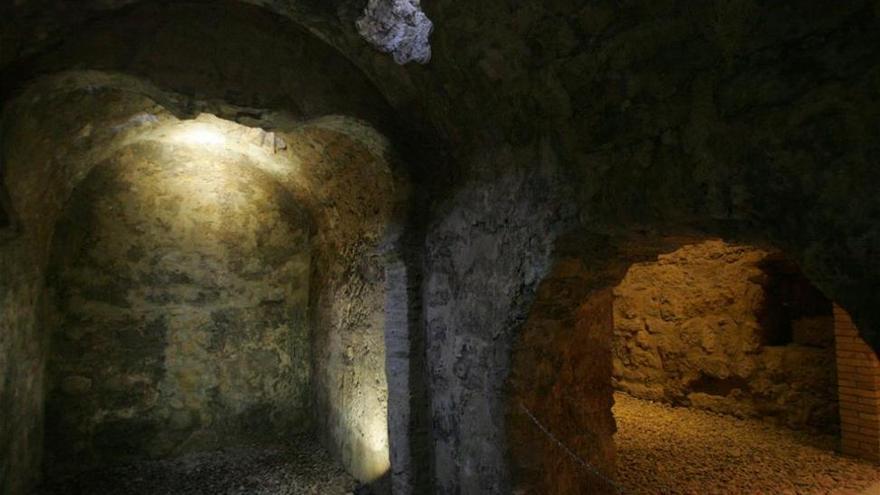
[33,435,365,495]
[614,392,880,495]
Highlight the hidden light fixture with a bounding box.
[173,125,227,146]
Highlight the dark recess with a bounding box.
[689,374,751,397]
[756,255,833,347]
[0,179,17,236]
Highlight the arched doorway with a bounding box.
[613,241,838,432]
[507,232,880,494]
[1,70,411,493]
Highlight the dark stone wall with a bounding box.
[0,1,395,129]
[423,154,574,494]
[0,84,162,495]
[43,142,312,474]
[417,3,880,492]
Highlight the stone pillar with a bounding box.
[834,304,880,462]
[384,254,433,494]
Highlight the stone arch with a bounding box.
[506,228,879,493]
[0,70,417,493]
[2,0,358,70]
[0,0,399,130]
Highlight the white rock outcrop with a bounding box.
[356,0,433,64]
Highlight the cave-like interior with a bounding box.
[2,2,879,495]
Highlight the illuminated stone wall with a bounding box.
[44,142,312,474]
[0,72,403,493]
[613,241,839,432]
[424,167,567,494]
[286,124,401,484]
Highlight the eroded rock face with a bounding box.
[613,241,838,432]
[44,141,312,473]
[356,0,433,64]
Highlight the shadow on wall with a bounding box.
[325,398,392,489]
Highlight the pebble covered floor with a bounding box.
[614,392,880,495]
[34,435,363,495]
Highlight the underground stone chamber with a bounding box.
[507,234,879,495]
[0,72,409,494]
[4,2,880,495]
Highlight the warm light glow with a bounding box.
[137,114,303,180]
[366,412,390,454]
[173,126,226,146]
[354,401,391,482]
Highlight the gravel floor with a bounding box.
[34,435,363,495]
[614,392,880,495]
